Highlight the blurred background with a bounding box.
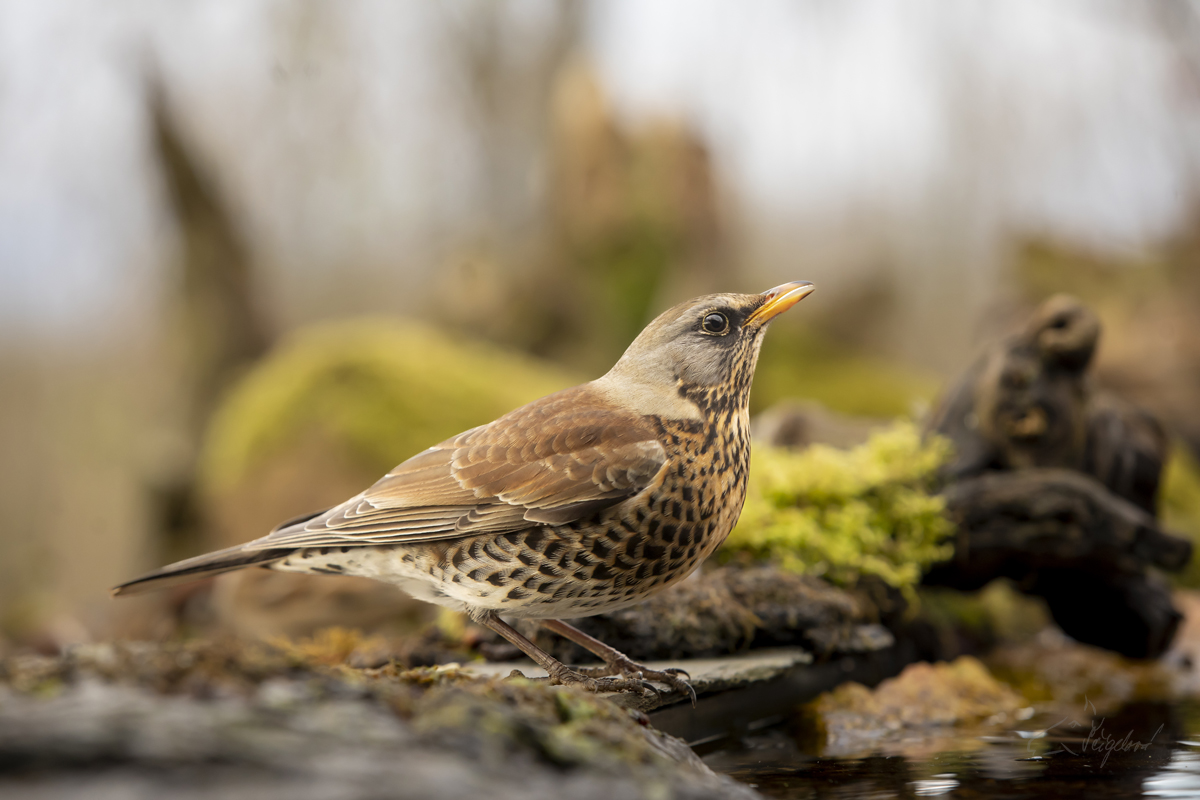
[3,0,1200,651]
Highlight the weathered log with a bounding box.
[933,469,1191,582]
[1083,392,1169,515]
[925,295,1192,658]
[924,469,1191,657]
[928,295,1099,480]
[1029,568,1182,660]
[928,294,1169,511]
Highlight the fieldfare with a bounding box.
[115,282,815,701]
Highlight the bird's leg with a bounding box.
[540,619,697,707]
[469,610,657,697]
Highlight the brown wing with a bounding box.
[247,385,667,550]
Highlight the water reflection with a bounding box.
[705,700,1194,799]
[1145,751,1200,798]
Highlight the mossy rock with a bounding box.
[796,656,1025,753]
[0,638,754,799]
[720,422,955,597]
[198,318,579,494]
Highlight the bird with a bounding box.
[114,281,816,701]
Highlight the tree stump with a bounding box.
[925,295,1193,658]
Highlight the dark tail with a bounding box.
[111,544,295,597]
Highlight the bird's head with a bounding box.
[597,282,815,419]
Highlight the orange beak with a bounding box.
[745,281,815,326]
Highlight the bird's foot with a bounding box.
[546,662,659,698]
[574,657,696,707]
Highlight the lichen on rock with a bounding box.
[0,637,759,800]
[720,422,955,597]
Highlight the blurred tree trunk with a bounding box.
[148,82,272,562]
[444,0,582,248]
[434,3,732,372]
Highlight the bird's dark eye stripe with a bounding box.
[701,312,730,334]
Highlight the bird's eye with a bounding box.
[701,312,730,334]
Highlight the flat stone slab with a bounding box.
[463,647,815,712]
[467,642,920,747]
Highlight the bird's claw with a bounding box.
[550,669,659,698]
[639,668,697,707]
[578,659,697,707]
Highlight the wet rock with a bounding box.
[468,648,817,714]
[797,656,1025,754]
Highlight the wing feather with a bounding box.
[246,385,666,550]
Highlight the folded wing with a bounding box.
[246,385,667,550]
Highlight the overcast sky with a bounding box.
[2,0,1198,342]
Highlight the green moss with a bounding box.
[720,422,955,597]
[199,318,578,492]
[1163,446,1200,588]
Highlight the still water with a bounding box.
[704,700,1200,799]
